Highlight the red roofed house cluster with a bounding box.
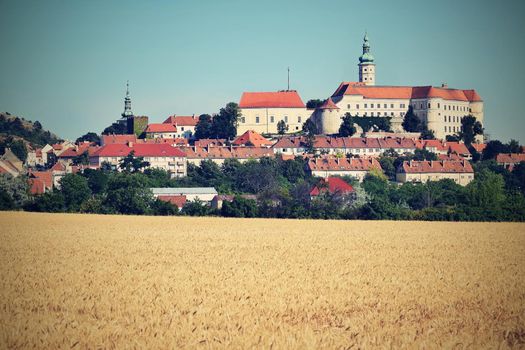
[308,156,382,181]
[397,160,474,186]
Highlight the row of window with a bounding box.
[414,102,471,112]
[444,126,459,133]
[444,115,462,123]
[346,103,406,110]
[240,115,302,124]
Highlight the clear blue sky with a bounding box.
[1,0,524,143]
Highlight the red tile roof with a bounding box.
[136,138,189,146]
[310,177,355,196]
[470,143,486,153]
[102,134,137,145]
[308,157,382,172]
[157,195,187,209]
[239,91,305,108]
[183,146,273,160]
[400,160,473,174]
[318,98,340,110]
[496,153,525,164]
[92,144,186,158]
[445,142,471,155]
[232,130,274,147]
[29,178,46,195]
[145,123,177,133]
[194,139,227,147]
[332,82,482,102]
[163,115,199,126]
[29,171,53,190]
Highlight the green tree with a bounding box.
[338,113,357,137]
[211,102,240,139]
[103,173,154,215]
[402,106,420,132]
[151,198,179,216]
[378,156,396,181]
[76,132,101,145]
[302,118,319,135]
[0,173,30,208]
[24,192,65,213]
[306,99,325,109]
[81,169,109,194]
[419,125,435,140]
[458,115,483,145]
[181,199,211,216]
[277,120,288,135]
[194,114,213,140]
[59,173,91,211]
[119,151,150,173]
[0,188,15,210]
[9,140,27,162]
[221,196,258,217]
[72,151,89,165]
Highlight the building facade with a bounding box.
[396,160,474,186]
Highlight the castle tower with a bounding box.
[358,33,375,86]
[121,81,133,118]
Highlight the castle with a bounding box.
[237,33,484,140]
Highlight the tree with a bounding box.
[151,198,179,216]
[194,114,213,140]
[0,173,30,208]
[102,122,127,135]
[458,115,483,145]
[338,113,357,137]
[33,121,42,131]
[72,151,89,166]
[402,106,420,132]
[277,120,288,135]
[59,173,91,211]
[24,192,65,213]
[81,169,109,194]
[211,103,240,139]
[306,99,325,109]
[302,118,319,136]
[378,156,396,181]
[419,125,435,140]
[76,132,101,145]
[119,151,150,173]
[103,173,154,215]
[221,196,258,217]
[412,149,438,161]
[181,199,211,216]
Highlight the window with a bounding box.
[255,116,260,124]
[390,104,394,108]
[298,116,302,123]
[384,112,388,116]
[347,104,350,109]
[391,112,394,116]
[364,77,367,81]
[284,116,288,123]
[371,103,374,108]
[364,104,368,108]
[428,103,431,108]
[438,103,440,108]
[364,68,367,72]
[364,112,367,116]
[400,103,405,108]
[356,112,359,116]
[444,126,447,131]
[384,104,387,108]
[371,112,374,116]
[356,104,360,109]
[240,117,245,123]
[444,116,446,122]
[270,116,274,123]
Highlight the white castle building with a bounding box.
[312,33,484,140]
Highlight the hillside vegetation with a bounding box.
[1,212,524,348]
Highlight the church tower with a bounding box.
[121,81,133,118]
[358,33,375,86]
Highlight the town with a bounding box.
[1,34,524,221]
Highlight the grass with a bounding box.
[1,211,524,348]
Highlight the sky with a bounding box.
[0,0,524,143]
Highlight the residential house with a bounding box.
[151,187,218,204]
[496,153,525,171]
[307,156,382,181]
[396,160,474,186]
[163,115,199,139]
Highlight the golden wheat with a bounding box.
[0,211,524,349]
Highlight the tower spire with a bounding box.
[122,80,133,118]
[287,67,290,91]
[358,32,375,86]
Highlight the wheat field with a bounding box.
[0,212,524,349]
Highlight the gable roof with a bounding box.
[163,115,199,126]
[332,82,482,102]
[496,153,525,164]
[145,123,177,133]
[310,177,355,196]
[239,91,305,108]
[318,98,340,110]
[232,130,274,147]
[157,195,187,208]
[101,134,137,145]
[308,157,382,172]
[91,143,186,158]
[400,160,474,173]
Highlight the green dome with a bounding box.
[359,52,374,64]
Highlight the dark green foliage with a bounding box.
[458,115,483,145]
[72,151,89,165]
[339,113,357,137]
[482,140,522,160]
[24,192,65,213]
[446,134,461,142]
[181,199,211,216]
[0,188,15,210]
[353,116,391,132]
[81,169,109,194]
[302,118,319,135]
[0,174,30,208]
[221,196,258,217]
[277,120,288,135]
[8,140,27,162]
[212,103,240,139]
[378,156,396,181]
[59,174,91,212]
[194,114,213,140]
[102,122,127,135]
[402,106,420,132]
[151,199,179,216]
[119,151,150,173]
[419,127,435,140]
[306,99,325,109]
[76,132,101,145]
[103,173,154,215]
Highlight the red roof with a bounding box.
[29,171,53,190]
[157,195,187,208]
[163,115,199,126]
[232,130,274,147]
[470,143,486,153]
[194,139,227,147]
[318,98,340,110]
[92,144,186,158]
[332,82,482,102]
[239,91,305,108]
[102,134,137,145]
[310,177,355,196]
[496,153,525,164]
[145,123,177,133]
[445,142,471,155]
[401,160,473,174]
[308,157,382,172]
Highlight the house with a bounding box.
[145,123,178,139]
[90,143,187,177]
[183,146,274,166]
[496,153,525,171]
[194,139,228,147]
[310,177,355,200]
[237,90,308,135]
[28,171,53,194]
[101,134,138,145]
[232,130,274,148]
[0,149,24,177]
[307,156,383,181]
[396,160,474,186]
[156,195,187,210]
[151,187,218,204]
[163,115,199,139]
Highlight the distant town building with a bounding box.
[396,160,474,186]
[163,115,199,139]
[307,156,382,181]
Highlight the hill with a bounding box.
[0,112,62,161]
